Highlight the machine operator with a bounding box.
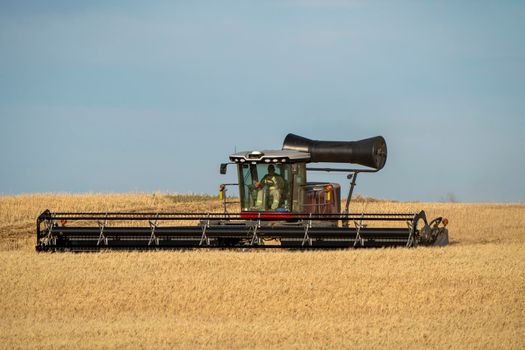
[255,164,284,210]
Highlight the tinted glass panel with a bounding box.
[238,163,292,211]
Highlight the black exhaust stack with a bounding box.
[282,133,387,170]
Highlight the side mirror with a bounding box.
[220,163,228,175]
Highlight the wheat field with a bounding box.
[0,193,524,349]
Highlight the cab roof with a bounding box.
[229,149,311,164]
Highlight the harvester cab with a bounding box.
[36,133,449,251]
[221,133,387,219]
[228,150,317,215]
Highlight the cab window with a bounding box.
[238,163,293,211]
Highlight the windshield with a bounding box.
[238,163,305,212]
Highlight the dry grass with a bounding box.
[0,193,524,349]
[0,193,223,250]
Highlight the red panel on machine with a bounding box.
[240,211,294,220]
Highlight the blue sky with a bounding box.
[0,0,524,202]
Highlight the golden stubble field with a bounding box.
[0,193,524,349]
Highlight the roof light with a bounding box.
[264,159,271,163]
[248,151,264,159]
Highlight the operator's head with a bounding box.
[268,164,275,174]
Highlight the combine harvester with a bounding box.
[36,134,448,251]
